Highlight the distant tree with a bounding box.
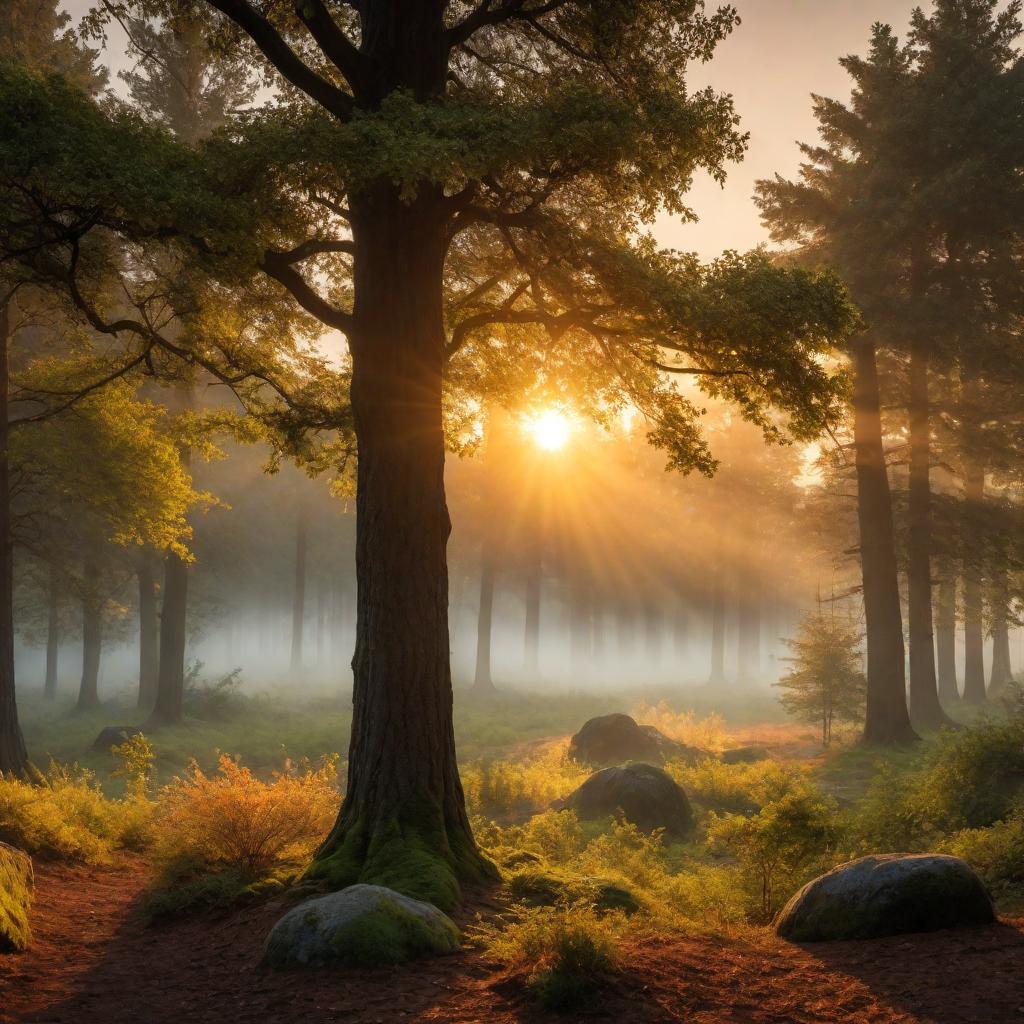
[776,609,867,746]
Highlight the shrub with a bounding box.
[183,664,247,721]
[152,754,339,881]
[942,807,1024,897]
[461,742,589,819]
[657,862,748,930]
[632,702,725,751]
[576,818,667,891]
[708,785,840,922]
[671,758,809,815]
[0,761,151,863]
[475,902,624,1010]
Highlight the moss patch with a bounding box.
[306,798,497,913]
[327,896,460,967]
[0,842,33,953]
[507,867,640,915]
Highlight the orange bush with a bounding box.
[153,754,340,880]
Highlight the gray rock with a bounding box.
[0,841,33,953]
[721,746,770,764]
[263,883,460,968]
[776,854,995,942]
[92,725,144,753]
[560,762,694,837]
[568,713,707,767]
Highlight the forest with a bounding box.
[1,1,1024,1022]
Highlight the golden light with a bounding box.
[525,408,573,452]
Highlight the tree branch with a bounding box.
[261,249,354,334]
[293,0,367,95]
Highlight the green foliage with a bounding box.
[0,842,33,953]
[776,610,867,746]
[143,867,264,923]
[709,785,840,922]
[182,665,247,721]
[942,808,1024,904]
[473,902,624,1011]
[326,897,461,968]
[670,757,810,815]
[0,761,152,863]
[110,733,156,800]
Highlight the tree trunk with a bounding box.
[137,560,159,710]
[962,456,986,704]
[990,608,1013,697]
[44,561,59,700]
[644,603,663,665]
[307,184,492,909]
[473,545,495,693]
[290,510,308,676]
[935,572,959,703]
[737,590,760,684]
[150,549,188,725]
[523,555,541,677]
[708,576,726,685]
[0,298,26,773]
[906,336,951,730]
[853,334,916,744]
[569,578,593,675]
[77,560,102,711]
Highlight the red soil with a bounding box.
[3,857,1024,1024]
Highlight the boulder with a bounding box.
[263,883,460,968]
[560,763,694,837]
[568,713,706,767]
[0,842,33,953]
[507,867,641,915]
[776,854,995,942]
[721,746,770,765]
[92,725,144,753]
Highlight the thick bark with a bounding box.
[308,183,492,908]
[523,555,541,677]
[44,561,59,700]
[290,511,308,675]
[853,335,916,744]
[708,576,726,685]
[0,299,26,773]
[137,560,159,710]
[473,545,495,692]
[906,336,951,730]
[77,560,102,711]
[935,573,959,703]
[962,457,986,704]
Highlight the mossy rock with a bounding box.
[568,713,706,767]
[263,884,461,968]
[776,854,995,942]
[0,842,33,953]
[721,746,770,765]
[560,762,695,837]
[92,725,144,753]
[507,867,640,915]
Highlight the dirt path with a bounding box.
[3,859,1024,1023]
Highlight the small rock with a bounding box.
[776,853,995,942]
[721,746,770,764]
[559,762,695,837]
[263,884,460,968]
[92,725,144,753]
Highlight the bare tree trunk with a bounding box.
[708,576,726,685]
[570,577,593,676]
[990,607,1013,697]
[962,456,986,704]
[77,559,102,711]
[853,334,915,744]
[150,549,188,725]
[906,335,951,729]
[290,510,308,676]
[523,554,541,677]
[308,182,492,907]
[0,298,26,773]
[136,559,159,710]
[44,561,59,700]
[473,545,496,693]
[935,572,959,703]
[317,578,326,667]
[737,589,761,684]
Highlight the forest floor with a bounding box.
[3,855,1024,1024]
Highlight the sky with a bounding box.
[63,0,924,258]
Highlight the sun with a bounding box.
[525,408,573,451]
